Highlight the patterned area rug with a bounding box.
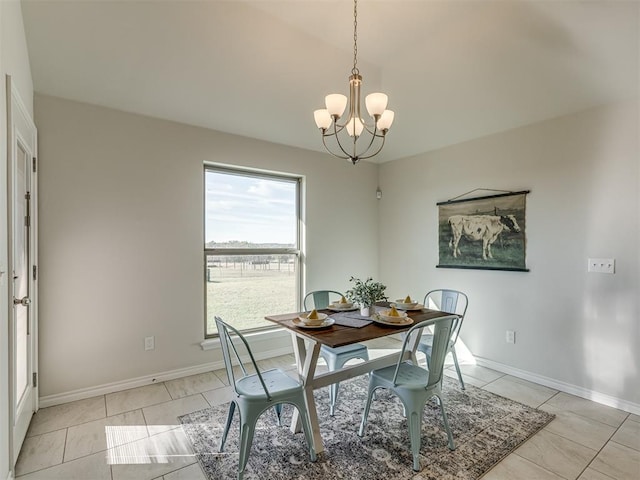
[179,376,554,479]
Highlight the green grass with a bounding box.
[437,220,526,270]
[206,263,297,334]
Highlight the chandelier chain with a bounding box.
[352,0,359,75]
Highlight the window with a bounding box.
[204,166,301,337]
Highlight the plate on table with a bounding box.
[328,304,358,312]
[292,318,335,329]
[392,303,424,311]
[372,315,414,327]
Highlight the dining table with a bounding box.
[264,302,455,454]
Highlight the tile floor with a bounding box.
[14,338,640,480]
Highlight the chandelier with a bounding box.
[313,0,394,165]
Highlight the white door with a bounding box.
[7,75,38,464]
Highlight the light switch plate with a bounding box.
[587,258,615,274]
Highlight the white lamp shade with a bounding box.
[377,110,395,131]
[346,117,364,137]
[325,94,348,118]
[365,93,388,117]
[314,109,333,129]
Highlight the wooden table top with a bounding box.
[265,303,454,349]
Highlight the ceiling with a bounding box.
[21,0,639,163]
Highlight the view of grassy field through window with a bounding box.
[204,168,300,336]
[206,256,297,334]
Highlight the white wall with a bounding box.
[0,1,34,477]
[379,102,639,408]
[34,94,379,399]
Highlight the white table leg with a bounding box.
[289,334,323,452]
[290,333,306,434]
[407,326,424,364]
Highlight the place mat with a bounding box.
[180,375,555,480]
[329,312,373,328]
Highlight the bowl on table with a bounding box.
[378,309,409,323]
[298,311,328,326]
[394,299,419,310]
[330,300,354,309]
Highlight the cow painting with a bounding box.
[448,214,521,260]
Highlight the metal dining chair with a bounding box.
[215,317,317,479]
[303,290,370,416]
[418,289,469,390]
[358,315,458,472]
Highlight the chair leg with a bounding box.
[324,354,340,416]
[436,393,455,451]
[219,401,236,453]
[237,418,257,480]
[273,404,283,426]
[407,408,423,472]
[325,350,369,416]
[450,347,465,390]
[329,383,339,416]
[358,383,377,437]
[293,402,317,462]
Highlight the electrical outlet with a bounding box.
[505,330,516,344]
[587,258,615,274]
[144,336,155,351]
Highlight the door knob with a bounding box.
[13,296,31,306]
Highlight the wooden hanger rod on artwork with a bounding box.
[438,188,530,206]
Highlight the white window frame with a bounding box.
[203,164,302,338]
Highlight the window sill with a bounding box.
[200,327,289,351]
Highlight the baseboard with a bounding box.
[475,356,640,416]
[39,345,293,408]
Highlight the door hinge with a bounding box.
[32,372,37,388]
[32,157,37,173]
[33,265,37,281]
[24,215,30,227]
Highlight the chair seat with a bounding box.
[235,368,301,398]
[320,343,367,358]
[372,363,431,391]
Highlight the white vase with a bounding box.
[360,305,371,316]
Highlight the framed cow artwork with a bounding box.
[436,190,530,272]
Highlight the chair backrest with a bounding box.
[393,315,457,389]
[423,289,468,346]
[303,290,344,310]
[215,316,273,400]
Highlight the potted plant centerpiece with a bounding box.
[345,276,388,316]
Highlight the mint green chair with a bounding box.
[358,315,458,472]
[418,289,468,389]
[304,290,369,416]
[215,317,316,480]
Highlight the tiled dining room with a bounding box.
[13,343,640,479]
[1,0,639,479]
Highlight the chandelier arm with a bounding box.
[321,124,347,137]
[361,120,382,136]
[325,121,358,160]
[352,128,379,158]
[357,135,387,160]
[321,133,350,160]
[333,134,359,160]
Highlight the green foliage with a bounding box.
[345,276,388,307]
[437,218,526,269]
